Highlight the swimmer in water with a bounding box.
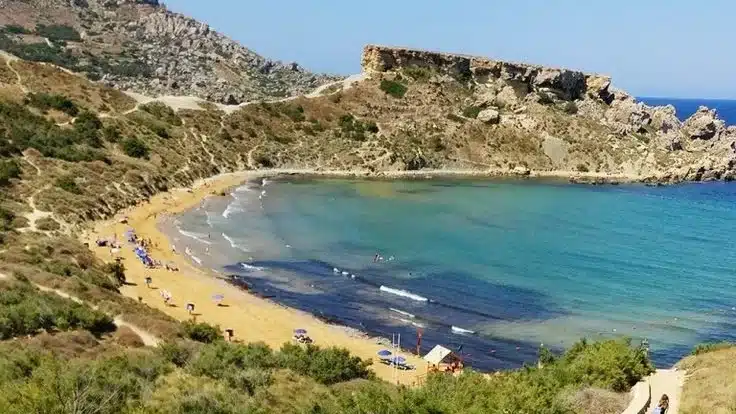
[373,254,379,263]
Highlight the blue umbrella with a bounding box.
[377,349,392,358]
[294,328,308,335]
[212,294,224,301]
[391,356,406,365]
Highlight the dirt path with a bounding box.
[649,369,685,414]
[0,51,28,93]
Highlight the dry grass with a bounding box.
[677,346,736,414]
[113,325,145,348]
[12,60,136,113]
[561,386,630,414]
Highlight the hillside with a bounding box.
[0,0,337,103]
[2,7,736,410]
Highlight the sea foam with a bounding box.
[379,286,428,302]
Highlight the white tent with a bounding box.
[423,345,453,365]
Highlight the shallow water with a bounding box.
[168,177,736,370]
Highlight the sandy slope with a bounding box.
[83,170,429,385]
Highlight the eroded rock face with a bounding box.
[683,107,725,140]
[362,45,589,101]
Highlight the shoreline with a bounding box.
[80,167,681,385]
[84,170,435,385]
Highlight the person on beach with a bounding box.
[652,394,669,414]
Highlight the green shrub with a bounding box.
[25,93,79,116]
[35,24,81,42]
[55,175,81,194]
[35,217,61,231]
[446,113,466,123]
[403,66,432,81]
[103,261,126,286]
[74,111,103,147]
[1,25,29,34]
[563,101,578,114]
[379,79,407,98]
[276,343,374,385]
[0,207,15,231]
[280,104,305,122]
[101,125,121,142]
[0,160,21,186]
[140,102,182,126]
[576,164,589,172]
[122,137,149,158]
[0,283,116,339]
[182,321,222,344]
[691,342,734,355]
[462,106,482,118]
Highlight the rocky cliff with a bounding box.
[358,45,736,182]
[0,0,338,103]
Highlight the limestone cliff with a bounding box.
[356,45,736,182]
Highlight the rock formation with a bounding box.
[0,0,338,103]
[360,45,736,182]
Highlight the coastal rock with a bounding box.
[585,75,613,104]
[477,108,500,124]
[683,107,724,140]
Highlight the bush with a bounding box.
[140,102,182,126]
[182,321,222,344]
[103,261,126,286]
[122,137,149,158]
[35,24,81,42]
[576,164,589,172]
[102,125,121,142]
[0,283,116,339]
[691,342,734,355]
[74,111,103,147]
[403,66,432,81]
[1,25,29,34]
[55,175,82,194]
[276,343,374,385]
[25,93,79,117]
[0,160,21,186]
[379,79,407,98]
[462,106,482,118]
[563,101,578,114]
[35,217,61,231]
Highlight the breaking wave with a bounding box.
[379,286,428,302]
[178,229,212,245]
[222,233,250,252]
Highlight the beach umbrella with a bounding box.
[294,328,308,335]
[212,294,224,301]
[377,349,392,358]
[391,356,406,365]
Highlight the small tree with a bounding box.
[182,321,223,344]
[122,137,149,158]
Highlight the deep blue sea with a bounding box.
[639,97,736,125]
[169,176,736,372]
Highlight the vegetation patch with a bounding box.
[462,105,483,118]
[122,137,150,159]
[379,79,408,98]
[25,93,79,116]
[35,24,82,42]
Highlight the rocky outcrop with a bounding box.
[0,0,338,103]
[362,45,589,101]
[683,107,724,140]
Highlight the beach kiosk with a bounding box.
[423,345,464,373]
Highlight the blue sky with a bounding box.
[166,0,735,99]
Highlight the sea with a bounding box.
[167,98,736,372]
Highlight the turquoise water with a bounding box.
[171,178,736,370]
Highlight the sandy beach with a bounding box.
[84,170,435,385]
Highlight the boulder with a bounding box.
[585,75,613,104]
[683,106,724,140]
[477,108,500,124]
